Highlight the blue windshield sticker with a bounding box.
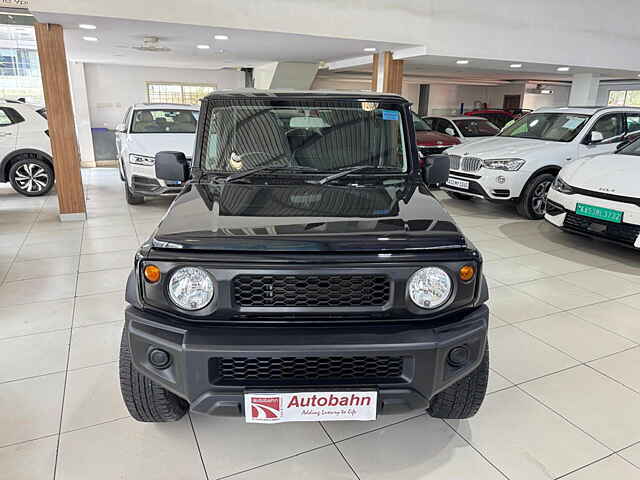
[382,110,400,121]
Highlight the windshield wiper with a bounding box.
[312,165,400,185]
[225,165,319,183]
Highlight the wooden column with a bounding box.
[382,51,404,95]
[371,53,379,92]
[34,23,86,220]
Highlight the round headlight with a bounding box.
[408,267,452,309]
[168,267,214,311]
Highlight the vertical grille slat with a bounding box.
[448,155,482,172]
[233,274,391,308]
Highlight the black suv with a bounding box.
[119,90,490,424]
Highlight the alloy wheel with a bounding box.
[531,180,552,216]
[14,162,50,194]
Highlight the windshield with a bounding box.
[412,112,431,132]
[131,109,199,134]
[499,112,590,142]
[453,118,499,137]
[202,104,408,173]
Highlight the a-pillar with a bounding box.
[34,23,86,221]
[371,52,404,94]
[568,73,600,106]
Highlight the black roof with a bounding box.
[203,88,409,103]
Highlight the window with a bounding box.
[146,83,216,105]
[0,110,12,126]
[0,107,23,126]
[131,109,199,134]
[433,119,456,136]
[500,113,590,142]
[453,118,500,137]
[608,90,640,107]
[626,113,640,135]
[590,113,624,142]
[411,113,431,132]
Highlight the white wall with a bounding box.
[522,83,570,110]
[84,63,245,129]
[427,84,487,115]
[596,81,640,106]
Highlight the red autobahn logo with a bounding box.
[250,396,281,420]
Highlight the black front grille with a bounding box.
[564,212,640,245]
[233,274,391,308]
[212,356,405,385]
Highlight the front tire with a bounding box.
[9,157,55,197]
[516,173,555,219]
[427,343,489,419]
[119,329,188,423]
[446,191,474,201]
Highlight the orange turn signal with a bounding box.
[459,265,475,282]
[144,265,161,283]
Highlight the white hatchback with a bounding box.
[116,103,199,204]
[545,137,640,249]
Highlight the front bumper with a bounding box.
[442,170,530,201]
[124,304,489,416]
[545,189,640,249]
[128,164,183,196]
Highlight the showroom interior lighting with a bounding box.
[456,59,470,65]
[363,47,376,52]
[82,36,98,42]
[197,44,210,49]
[214,34,229,40]
[557,66,570,71]
[510,63,523,68]
[78,24,96,30]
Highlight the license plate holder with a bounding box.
[244,391,378,423]
[446,177,470,190]
[575,203,623,223]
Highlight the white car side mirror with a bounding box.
[590,131,604,143]
[115,123,126,133]
[445,127,456,136]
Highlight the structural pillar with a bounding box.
[34,23,86,221]
[371,51,404,94]
[568,73,600,106]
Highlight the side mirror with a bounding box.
[444,127,456,137]
[155,151,190,182]
[424,154,450,186]
[590,131,604,144]
[115,123,126,133]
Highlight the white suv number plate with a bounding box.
[244,391,377,423]
[446,177,470,190]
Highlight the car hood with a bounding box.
[415,130,459,147]
[446,136,568,159]
[561,153,639,197]
[127,133,196,158]
[151,180,468,253]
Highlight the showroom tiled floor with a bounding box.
[1,168,640,479]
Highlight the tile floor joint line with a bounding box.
[187,413,211,480]
[52,216,85,480]
[583,363,640,396]
[441,418,512,480]
[552,452,617,479]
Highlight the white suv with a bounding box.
[0,101,53,196]
[443,106,640,219]
[116,103,198,204]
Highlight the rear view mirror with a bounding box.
[590,131,604,144]
[424,154,450,186]
[155,151,190,182]
[289,116,330,129]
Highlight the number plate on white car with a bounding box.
[446,177,470,190]
[244,391,377,423]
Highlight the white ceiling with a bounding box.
[32,13,414,70]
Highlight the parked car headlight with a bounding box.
[551,176,574,194]
[129,154,155,166]
[482,158,526,171]
[168,267,214,310]
[408,267,452,309]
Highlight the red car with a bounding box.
[412,112,460,156]
[464,109,518,129]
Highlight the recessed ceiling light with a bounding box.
[363,47,376,52]
[79,24,96,30]
[214,34,229,40]
[456,59,469,65]
[218,49,224,53]
[82,36,98,42]
[510,63,523,68]
[197,44,210,49]
[557,66,570,72]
